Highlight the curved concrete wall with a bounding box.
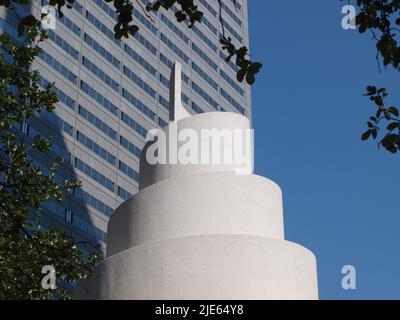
[107,172,284,257]
[73,106,319,299]
[73,235,318,300]
[139,112,252,190]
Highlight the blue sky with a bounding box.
[249,0,400,299]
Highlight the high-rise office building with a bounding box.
[0,0,251,255]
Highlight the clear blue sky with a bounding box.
[248,0,400,299]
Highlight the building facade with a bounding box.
[0,0,251,255]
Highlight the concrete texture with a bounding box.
[73,63,319,300]
[139,111,252,189]
[74,235,318,300]
[107,172,284,257]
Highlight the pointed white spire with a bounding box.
[169,62,190,122]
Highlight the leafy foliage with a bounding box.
[355,0,400,153]
[0,14,100,299]
[362,86,400,153]
[1,0,263,85]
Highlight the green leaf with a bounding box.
[361,130,371,140]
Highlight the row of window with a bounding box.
[123,65,157,99]
[124,44,157,77]
[192,81,219,110]
[192,25,218,53]
[191,101,204,114]
[197,0,242,41]
[80,80,118,116]
[42,6,247,125]
[220,1,242,27]
[86,10,120,46]
[38,50,77,84]
[82,56,119,92]
[27,124,70,162]
[76,130,116,166]
[192,61,219,91]
[84,33,120,68]
[119,160,140,183]
[118,186,133,201]
[221,88,245,114]
[135,8,159,35]
[120,136,142,159]
[75,157,115,192]
[85,6,246,114]
[78,105,118,141]
[161,33,189,64]
[93,0,158,37]
[161,13,190,45]
[220,69,245,97]
[121,88,156,122]
[56,0,245,110]
[192,42,218,71]
[221,17,243,43]
[35,82,141,189]
[74,188,113,217]
[39,110,73,136]
[120,111,148,139]
[72,211,107,242]
[37,76,75,110]
[58,12,81,37]
[48,29,79,59]
[159,117,168,128]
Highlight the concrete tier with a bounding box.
[73,235,318,300]
[139,112,253,190]
[107,172,284,257]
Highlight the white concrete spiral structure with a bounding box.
[73,63,318,300]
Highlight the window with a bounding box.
[161,33,189,64]
[82,56,119,92]
[120,135,141,158]
[192,81,219,110]
[192,42,218,71]
[74,189,113,217]
[220,1,242,27]
[220,69,245,97]
[80,80,118,116]
[78,105,117,141]
[48,30,79,59]
[40,111,74,136]
[160,52,173,69]
[134,32,158,56]
[119,160,140,183]
[84,33,120,68]
[76,131,116,166]
[38,51,77,84]
[134,8,158,35]
[120,111,148,138]
[221,88,245,114]
[86,11,121,46]
[75,158,114,192]
[161,13,189,44]
[123,65,157,98]
[192,101,205,113]
[192,62,218,91]
[192,25,218,52]
[159,95,169,110]
[38,76,75,110]
[121,88,156,122]
[118,186,133,200]
[125,44,156,77]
